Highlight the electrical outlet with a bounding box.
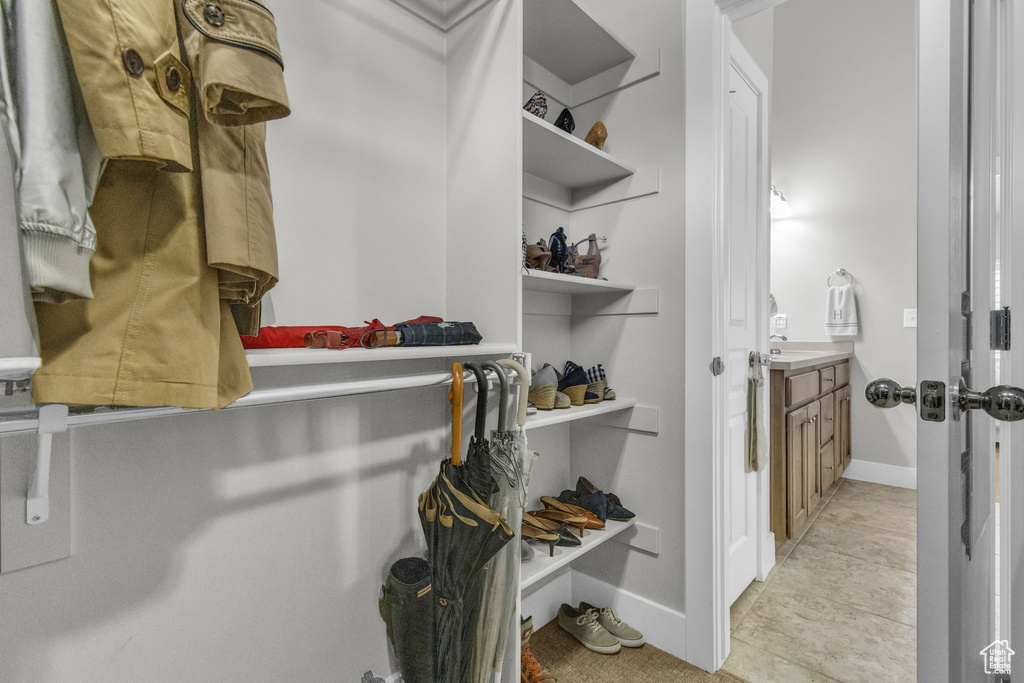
[904,309,918,328]
[772,314,788,331]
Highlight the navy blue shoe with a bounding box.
[577,477,635,522]
[605,492,635,522]
[570,478,608,523]
[557,363,590,406]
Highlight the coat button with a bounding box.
[203,4,225,26]
[165,65,182,93]
[122,49,145,78]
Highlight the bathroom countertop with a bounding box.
[768,341,854,371]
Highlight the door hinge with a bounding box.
[962,291,972,317]
[961,445,972,559]
[991,306,1011,350]
[709,357,725,377]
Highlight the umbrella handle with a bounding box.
[497,359,530,427]
[464,362,489,440]
[482,360,509,432]
[449,362,464,465]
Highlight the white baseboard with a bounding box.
[570,570,687,660]
[842,459,916,490]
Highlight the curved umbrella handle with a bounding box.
[449,362,464,465]
[483,360,509,432]
[497,359,530,427]
[464,362,489,440]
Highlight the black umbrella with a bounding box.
[418,362,514,683]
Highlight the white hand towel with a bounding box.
[825,284,858,336]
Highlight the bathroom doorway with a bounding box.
[723,1,922,680]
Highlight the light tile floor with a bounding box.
[723,478,917,683]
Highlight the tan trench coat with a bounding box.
[32,0,289,409]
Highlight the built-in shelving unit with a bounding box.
[516,3,660,651]
[525,398,637,431]
[521,518,637,589]
[521,269,636,295]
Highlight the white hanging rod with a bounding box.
[0,366,519,437]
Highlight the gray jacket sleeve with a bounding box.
[1,0,105,304]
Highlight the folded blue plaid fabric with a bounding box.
[394,321,482,347]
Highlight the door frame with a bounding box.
[683,0,783,671]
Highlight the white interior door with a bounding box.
[723,58,761,607]
[916,0,999,679]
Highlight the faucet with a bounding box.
[769,334,788,355]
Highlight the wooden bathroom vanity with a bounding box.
[768,344,854,544]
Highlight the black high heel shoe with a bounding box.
[524,512,582,547]
[521,523,559,557]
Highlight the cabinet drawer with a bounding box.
[820,367,836,393]
[835,362,850,388]
[787,371,820,406]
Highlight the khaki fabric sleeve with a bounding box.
[54,0,192,171]
[178,0,289,126]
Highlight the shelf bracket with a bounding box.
[26,404,68,525]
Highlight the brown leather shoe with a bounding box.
[540,495,606,530]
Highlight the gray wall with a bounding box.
[740,0,918,472]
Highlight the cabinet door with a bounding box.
[820,439,835,492]
[805,401,822,513]
[819,391,835,446]
[787,406,809,536]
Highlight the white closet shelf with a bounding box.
[521,518,636,589]
[522,112,636,190]
[523,0,634,86]
[0,357,40,381]
[0,345,518,382]
[522,270,636,295]
[246,343,518,368]
[525,398,637,430]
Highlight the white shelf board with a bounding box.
[523,0,634,85]
[1,346,518,384]
[246,343,518,368]
[525,398,637,430]
[521,270,636,295]
[522,112,636,190]
[521,518,637,589]
[0,357,41,381]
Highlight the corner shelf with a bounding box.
[522,112,635,190]
[525,398,638,430]
[523,0,634,86]
[521,518,637,589]
[521,270,636,296]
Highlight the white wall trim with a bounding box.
[570,571,687,661]
[842,459,917,490]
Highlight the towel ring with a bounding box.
[827,268,854,287]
